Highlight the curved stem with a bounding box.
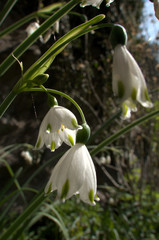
[23,87,86,124]
[90,108,159,156]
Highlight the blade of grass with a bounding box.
[0,143,30,159]
[0,167,23,200]
[0,0,81,76]
[0,158,26,204]
[42,212,70,240]
[0,191,46,240]
[0,151,63,222]
[0,187,38,209]
[22,14,105,81]
[0,0,18,26]
[14,204,70,240]
[0,3,63,38]
[44,202,68,234]
[90,108,159,156]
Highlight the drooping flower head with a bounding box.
[80,0,114,9]
[35,105,80,151]
[45,143,99,205]
[26,22,40,36]
[45,123,99,205]
[110,25,153,119]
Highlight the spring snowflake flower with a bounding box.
[45,143,99,205]
[80,0,114,8]
[112,44,153,119]
[35,105,80,151]
[26,22,40,36]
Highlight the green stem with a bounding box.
[24,87,86,124]
[0,191,45,240]
[0,89,17,118]
[90,109,159,156]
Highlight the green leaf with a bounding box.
[0,0,81,76]
[0,191,45,240]
[0,3,63,38]
[90,108,159,156]
[22,14,105,82]
[0,0,18,27]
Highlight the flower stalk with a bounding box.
[24,87,87,124]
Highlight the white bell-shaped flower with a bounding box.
[112,44,153,119]
[45,143,99,205]
[26,22,40,36]
[80,0,114,8]
[35,105,80,151]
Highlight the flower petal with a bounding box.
[45,144,86,201]
[60,128,77,146]
[79,146,97,205]
[53,106,79,130]
[80,0,103,9]
[35,105,80,151]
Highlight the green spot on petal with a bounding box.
[118,81,125,98]
[61,179,69,200]
[36,137,41,148]
[47,183,52,194]
[46,123,52,133]
[68,134,74,146]
[95,194,100,201]
[144,89,150,101]
[89,189,94,203]
[123,103,128,117]
[71,118,78,128]
[131,88,137,101]
[51,141,55,151]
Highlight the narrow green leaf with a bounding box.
[0,158,26,204]
[0,167,23,201]
[90,108,159,156]
[22,14,105,81]
[0,0,81,76]
[0,191,45,240]
[0,3,63,38]
[0,187,38,208]
[0,0,18,26]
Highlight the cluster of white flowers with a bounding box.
[36,105,99,205]
[35,1,154,206]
